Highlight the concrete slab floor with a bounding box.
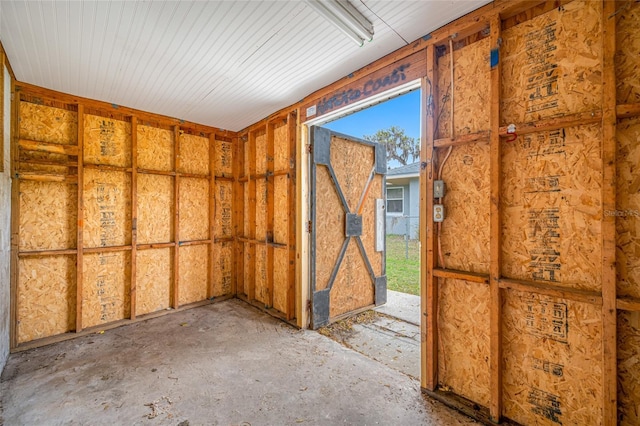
[0,299,477,425]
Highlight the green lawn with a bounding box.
[385,235,420,296]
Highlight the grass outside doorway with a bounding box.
[385,235,420,296]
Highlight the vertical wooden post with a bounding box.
[130,116,138,320]
[601,0,617,423]
[247,131,257,301]
[489,14,503,423]
[209,134,216,300]
[234,135,244,297]
[9,80,20,347]
[76,104,85,332]
[266,123,275,308]
[173,126,181,309]
[422,45,438,391]
[287,112,297,320]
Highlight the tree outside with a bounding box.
[363,126,419,167]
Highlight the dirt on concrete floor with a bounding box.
[1,299,476,425]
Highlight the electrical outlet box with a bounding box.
[434,180,445,198]
[433,204,445,222]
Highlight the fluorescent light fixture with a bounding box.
[306,0,374,46]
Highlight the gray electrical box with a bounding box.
[434,180,445,198]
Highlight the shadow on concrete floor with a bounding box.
[1,299,476,425]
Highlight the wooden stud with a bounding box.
[266,123,275,308]
[601,0,617,423]
[287,111,297,321]
[9,76,20,348]
[489,14,502,423]
[209,134,216,300]
[173,126,180,309]
[616,103,640,119]
[296,120,308,328]
[499,278,603,306]
[234,135,244,297]
[422,45,438,391]
[130,116,138,320]
[247,131,257,301]
[76,104,84,332]
[617,297,640,312]
[433,268,489,284]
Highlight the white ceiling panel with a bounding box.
[0,0,490,131]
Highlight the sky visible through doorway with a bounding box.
[323,89,421,170]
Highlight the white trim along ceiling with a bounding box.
[0,0,490,131]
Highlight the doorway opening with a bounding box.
[304,83,422,379]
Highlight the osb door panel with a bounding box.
[310,126,386,329]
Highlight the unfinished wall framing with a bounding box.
[11,85,237,348]
[416,0,640,424]
[237,112,297,322]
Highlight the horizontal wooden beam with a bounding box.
[17,172,77,183]
[136,242,176,250]
[178,239,211,247]
[83,245,132,254]
[433,268,490,284]
[19,138,78,156]
[18,158,76,168]
[84,163,132,173]
[616,103,640,119]
[18,248,78,257]
[138,168,175,176]
[434,131,490,148]
[499,277,603,305]
[617,297,640,312]
[498,110,602,137]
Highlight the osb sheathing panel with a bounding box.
[178,244,208,305]
[274,123,289,171]
[19,102,77,145]
[315,165,344,292]
[256,179,267,239]
[255,131,267,175]
[137,125,173,172]
[178,133,209,176]
[255,244,268,305]
[84,114,131,167]
[179,177,209,241]
[274,176,288,244]
[137,174,173,245]
[501,1,602,125]
[136,248,171,316]
[19,181,77,251]
[501,125,602,290]
[331,135,374,211]
[330,240,374,318]
[440,143,490,273]
[17,255,76,343]
[618,310,640,425]
[503,288,602,425]
[437,278,490,407]
[273,247,289,313]
[214,139,233,177]
[360,174,383,277]
[436,37,491,138]
[212,242,233,297]
[214,181,233,239]
[83,169,131,248]
[82,251,131,329]
[616,0,640,104]
[616,117,640,298]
